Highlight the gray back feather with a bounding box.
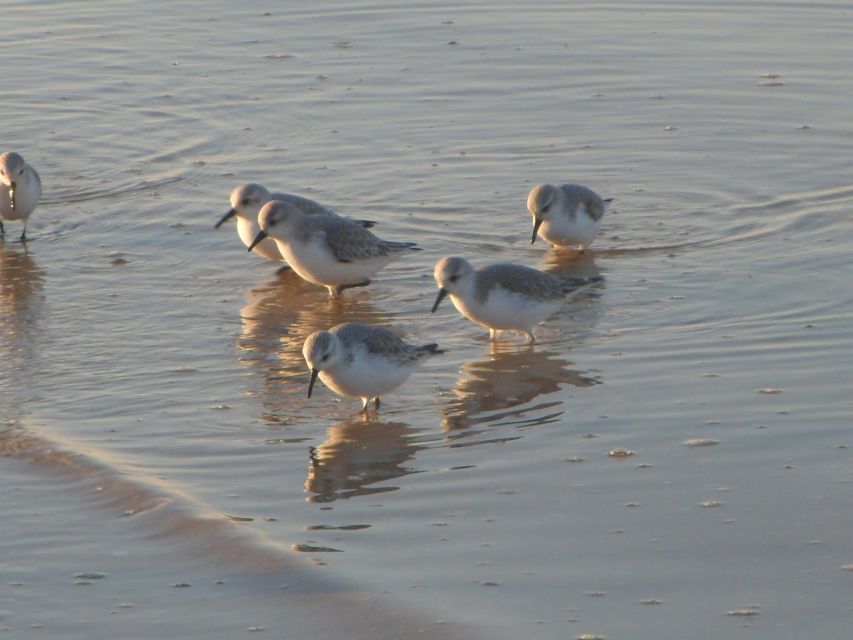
[304,217,412,263]
[333,323,422,364]
[560,183,606,221]
[271,192,336,216]
[475,263,565,304]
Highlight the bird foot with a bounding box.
[331,280,371,296]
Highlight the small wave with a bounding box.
[0,424,301,572]
[41,176,184,206]
[0,424,500,639]
[686,184,853,254]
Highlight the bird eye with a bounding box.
[449,275,459,284]
[18,169,23,176]
[240,198,249,206]
[542,205,550,213]
[321,354,329,362]
[268,219,276,227]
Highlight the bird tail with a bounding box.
[416,343,445,358]
[355,218,377,228]
[385,240,420,252]
[603,197,614,208]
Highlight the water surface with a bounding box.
[2,1,852,638]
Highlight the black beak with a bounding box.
[215,208,237,228]
[247,229,267,252]
[307,368,319,398]
[431,288,448,313]
[531,217,543,244]
[9,182,16,212]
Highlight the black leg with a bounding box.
[0,220,4,235]
[337,279,370,292]
[373,397,380,409]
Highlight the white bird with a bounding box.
[431,256,599,343]
[527,183,611,251]
[215,182,374,265]
[303,322,443,411]
[248,200,418,296]
[0,152,42,242]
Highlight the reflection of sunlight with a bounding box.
[0,242,45,419]
[304,418,422,503]
[441,342,599,435]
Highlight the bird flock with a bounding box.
[0,150,609,413]
[220,180,608,412]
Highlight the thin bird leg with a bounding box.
[336,280,371,293]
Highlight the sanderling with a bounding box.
[215,182,374,264]
[431,256,598,342]
[303,322,443,411]
[527,183,611,251]
[0,152,42,242]
[248,200,419,296]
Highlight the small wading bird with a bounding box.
[302,323,443,412]
[431,256,600,343]
[527,183,611,251]
[0,152,42,242]
[248,200,418,297]
[215,182,374,269]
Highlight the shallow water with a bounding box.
[2,1,853,638]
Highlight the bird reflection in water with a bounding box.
[539,248,603,281]
[439,251,603,438]
[305,418,422,503]
[0,241,45,421]
[441,342,600,438]
[236,272,394,424]
[237,270,320,363]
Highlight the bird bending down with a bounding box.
[527,183,611,251]
[431,256,599,343]
[215,182,375,267]
[248,200,418,297]
[303,322,443,411]
[0,152,42,242]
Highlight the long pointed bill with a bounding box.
[247,229,268,252]
[531,217,543,244]
[9,183,16,212]
[307,368,319,398]
[215,208,237,228]
[431,288,448,313]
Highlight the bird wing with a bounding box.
[478,264,565,303]
[320,219,392,262]
[559,184,605,221]
[334,323,419,363]
[270,192,336,216]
